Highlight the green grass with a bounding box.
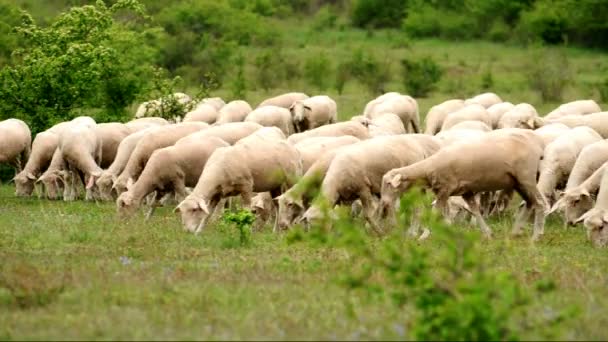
[0,184,607,340]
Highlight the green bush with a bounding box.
[402,5,440,38]
[598,79,608,103]
[516,1,569,44]
[351,0,408,29]
[343,49,392,95]
[400,56,443,97]
[527,48,572,102]
[311,5,338,31]
[304,53,332,91]
[487,19,511,42]
[254,50,282,91]
[230,54,247,100]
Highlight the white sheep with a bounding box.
[464,92,502,108]
[0,119,31,172]
[366,94,420,133]
[176,122,263,146]
[533,123,571,147]
[257,92,309,109]
[445,120,492,132]
[537,126,603,206]
[175,139,302,233]
[544,100,601,120]
[183,104,219,124]
[235,127,286,145]
[214,100,253,124]
[294,135,361,172]
[95,123,132,169]
[134,93,192,118]
[545,112,608,138]
[572,166,608,247]
[125,117,169,132]
[424,99,466,135]
[380,129,546,240]
[362,92,400,115]
[497,103,539,129]
[290,95,338,133]
[116,136,229,219]
[14,131,58,197]
[441,104,492,131]
[198,97,225,111]
[360,113,406,137]
[37,148,66,200]
[487,102,515,129]
[287,121,370,145]
[244,105,295,136]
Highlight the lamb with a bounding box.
[537,126,603,206]
[214,100,253,124]
[487,102,515,129]
[534,123,571,147]
[112,123,209,195]
[441,104,492,131]
[362,92,400,115]
[96,127,158,201]
[116,136,229,219]
[183,104,219,124]
[294,136,361,172]
[573,166,608,247]
[380,130,546,240]
[550,162,608,226]
[424,99,466,135]
[464,92,503,108]
[176,122,262,146]
[14,131,58,197]
[545,112,608,138]
[302,134,441,231]
[544,100,601,120]
[286,121,370,145]
[244,105,295,135]
[365,94,420,133]
[446,120,492,132]
[175,139,302,233]
[497,103,539,129]
[0,119,31,172]
[235,127,286,145]
[290,95,338,133]
[125,117,169,132]
[257,92,309,109]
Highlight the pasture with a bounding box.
[0,184,606,340]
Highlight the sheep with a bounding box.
[183,104,219,124]
[257,92,309,109]
[380,129,546,240]
[357,113,406,137]
[537,126,603,206]
[125,117,169,132]
[441,104,492,131]
[94,123,132,169]
[290,95,338,133]
[112,123,209,195]
[435,129,487,147]
[424,99,466,135]
[446,120,492,132]
[286,121,370,145]
[363,92,400,115]
[572,166,608,248]
[175,139,302,233]
[116,136,229,219]
[250,192,276,230]
[244,105,295,135]
[0,119,31,172]
[134,93,192,118]
[235,127,286,145]
[487,102,515,129]
[497,103,539,129]
[37,148,66,200]
[214,100,253,124]
[176,122,263,146]
[14,131,58,197]
[366,94,420,133]
[544,100,601,120]
[545,112,608,138]
[47,116,96,134]
[96,127,158,201]
[198,97,225,111]
[550,162,608,226]
[534,123,571,147]
[464,92,502,108]
[294,136,361,172]
[302,134,441,231]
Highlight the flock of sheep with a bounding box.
[2,91,608,247]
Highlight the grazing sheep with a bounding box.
[183,104,219,124]
[294,136,361,172]
[117,136,229,219]
[244,105,295,135]
[551,162,608,226]
[537,126,603,206]
[359,113,406,137]
[435,129,487,147]
[258,92,309,109]
[366,94,420,133]
[446,120,492,132]
[0,119,31,172]
[250,192,276,230]
[487,102,515,129]
[198,97,225,111]
[135,92,192,118]
[424,99,466,135]
[215,100,253,124]
[380,130,546,240]
[94,123,132,168]
[235,127,286,145]
[497,103,539,129]
[37,148,66,200]
[544,100,601,120]
[573,167,608,247]
[464,92,502,108]
[113,123,209,195]
[287,121,370,145]
[534,123,571,147]
[14,131,58,197]
[363,92,400,115]
[177,122,263,146]
[125,117,169,132]
[290,95,338,133]
[175,139,302,233]
[545,112,608,138]
[441,104,492,131]
[302,134,441,231]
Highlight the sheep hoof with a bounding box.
[531,233,544,242]
[418,229,431,241]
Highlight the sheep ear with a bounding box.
[389,174,402,188]
[173,205,181,213]
[574,211,591,224]
[548,198,564,214]
[198,199,210,215]
[27,172,36,180]
[86,175,97,190]
[526,118,535,128]
[532,116,545,128]
[303,105,312,111]
[581,188,591,197]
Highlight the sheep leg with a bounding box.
[463,193,493,239]
[512,205,533,238]
[360,190,383,235]
[144,192,159,221]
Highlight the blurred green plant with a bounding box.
[401,56,443,97]
[221,209,255,248]
[304,52,332,91]
[230,53,247,100]
[527,48,572,102]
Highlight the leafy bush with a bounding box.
[351,0,408,29]
[311,5,338,31]
[230,54,247,99]
[516,1,569,45]
[254,50,282,91]
[220,209,255,248]
[343,49,392,95]
[304,53,332,91]
[401,56,443,97]
[487,19,511,42]
[527,48,572,102]
[598,78,608,104]
[402,5,440,38]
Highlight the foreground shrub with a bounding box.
[401,56,443,97]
